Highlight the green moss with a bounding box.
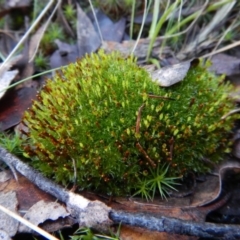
[34,51,49,70]
[21,51,236,197]
[40,22,65,54]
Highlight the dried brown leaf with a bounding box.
[0,191,19,237]
[76,4,101,55]
[19,200,70,233]
[150,59,199,87]
[0,69,18,99]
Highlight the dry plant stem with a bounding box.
[88,0,103,42]
[109,210,240,239]
[135,104,145,134]
[136,142,156,168]
[169,137,174,160]
[221,108,240,120]
[147,94,175,100]
[0,146,113,226]
[0,204,58,240]
[131,0,148,54]
[201,40,240,59]
[0,0,58,73]
[135,104,156,168]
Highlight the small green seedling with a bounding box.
[70,226,120,240]
[0,132,23,156]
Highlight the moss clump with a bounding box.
[21,51,236,197]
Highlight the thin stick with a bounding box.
[70,157,77,192]
[131,0,148,54]
[0,204,59,240]
[147,94,175,100]
[221,108,240,120]
[135,104,145,134]
[88,0,103,42]
[136,142,156,168]
[129,0,136,39]
[135,104,156,167]
[169,137,174,160]
[201,39,240,59]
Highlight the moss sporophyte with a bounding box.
[21,51,237,199]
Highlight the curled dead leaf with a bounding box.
[150,59,199,87]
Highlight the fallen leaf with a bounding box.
[0,170,12,183]
[0,69,18,99]
[208,53,240,85]
[5,0,31,8]
[79,201,111,231]
[76,4,101,56]
[200,161,240,206]
[101,37,164,59]
[28,22,49,63]
[0,171,75,233]
[0,171,11,192]
[51,4,103,70]
[49,40,79,69]
[0,230,11,240]
[150,59,199,87]
[91,9,126,42]
[0,87,37,131]
[0,191,19,237]
[19,200,70,233]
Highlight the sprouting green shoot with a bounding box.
[133,164,180,200]
[0,132,23,156]
[70,226,120,240]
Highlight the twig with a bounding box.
[88,0,103,42]
[135,104,145,134]
[135,104,156,168]
[201,40,240,59]
[147,94,175,100]
[70,157,77,191]
[136,142,156,168]
[169,136,174,160]
[221,108,240,120]
[131,0,148,54]
[109,210,240,240]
